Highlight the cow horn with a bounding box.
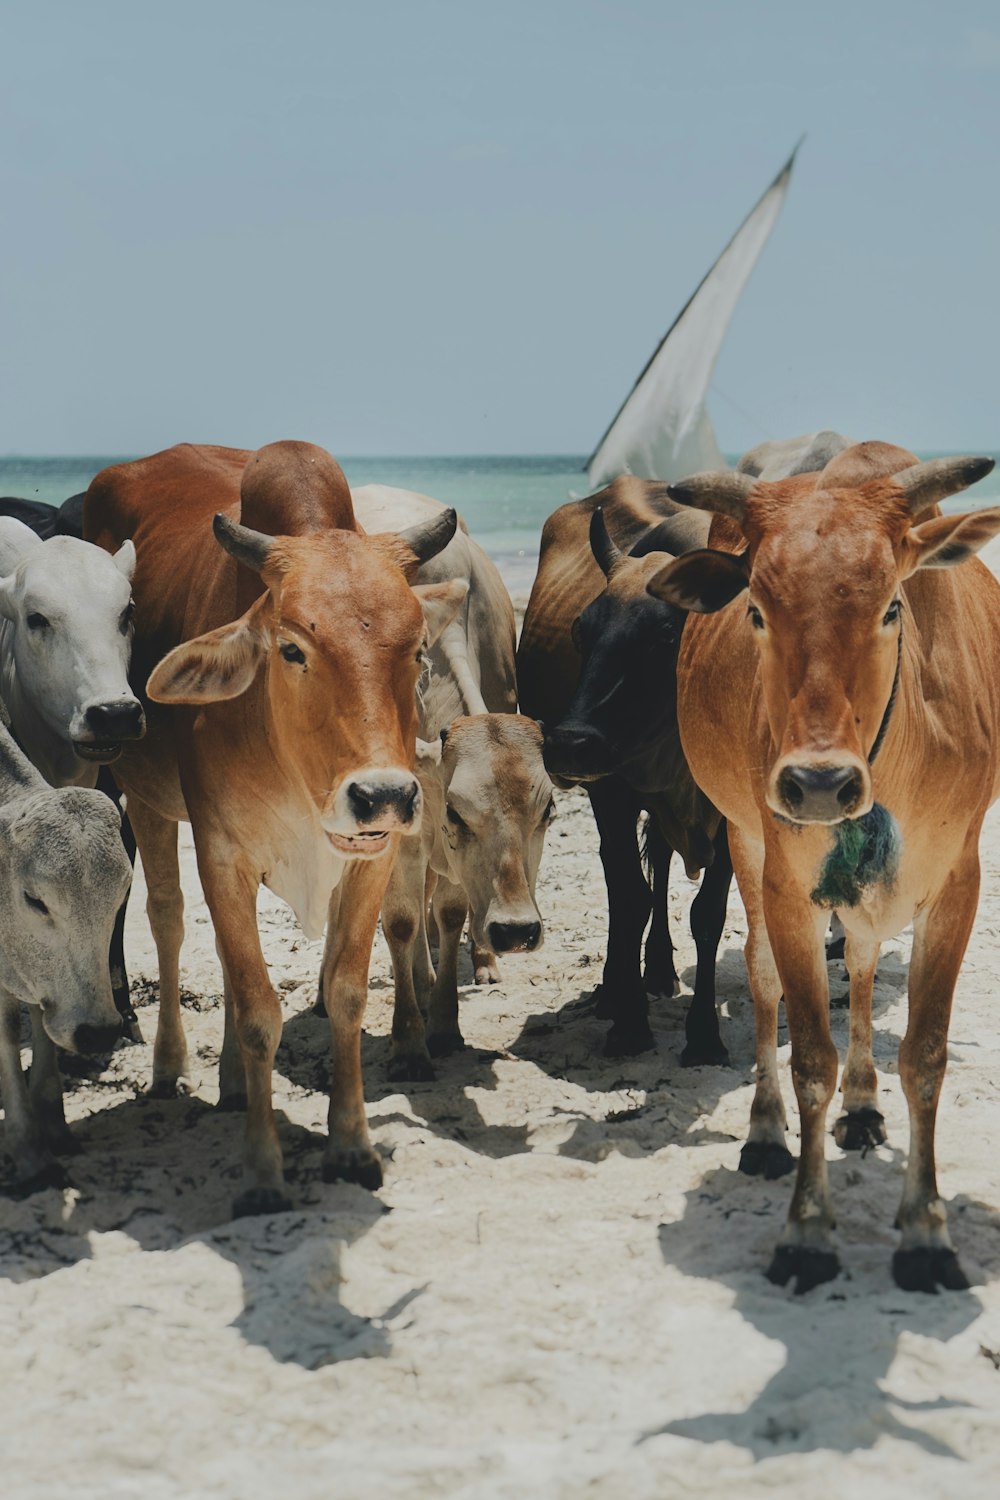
[212,513,274,573]
[589,507,622,577]
[666,470,755,522]
[396,508,458,564]
[892,456,996,517]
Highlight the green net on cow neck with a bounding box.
[810,803,901,909]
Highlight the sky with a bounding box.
[3,0,999,456]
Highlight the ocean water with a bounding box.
[3,451,998,596]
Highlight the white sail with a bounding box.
[586,143,801,490]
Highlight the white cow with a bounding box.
[0,520,144,787]
[321,486,555,1078]
[0,722,132,1190]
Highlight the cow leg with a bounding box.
[217,946,248,1111]
[762,872,840,1292]
[321,852,395,1189]
[642,819,679,999]
[199,851,289,1217]
[730,827,794,1180]
[0,995,64,1191]
[128,798,189,1096]
[892,849,979,1293]
[425,877,468,1056]
[382,847,436,1083]
[28,1010,77,1155]
[111,806,142,1042]
[833,932,884,1150]
[682,819,733,1068]
[588,779,654,1056]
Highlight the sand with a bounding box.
[4,563,1000,1500]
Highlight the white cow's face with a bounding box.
[0,537,145,777]
[430,715,555,954]
[0,788,132,1051]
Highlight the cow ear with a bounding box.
[113,540,136,581]
[901,506,1000,575]
[646,549,749,613]
[413,579,469,646]
[147,598,271,704]
[415,735,442,767]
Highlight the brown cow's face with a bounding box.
[647,449,1000,827]
[147,530,467,859]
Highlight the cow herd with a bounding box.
[2,432,999,1297]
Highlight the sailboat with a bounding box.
[585,142,801,490]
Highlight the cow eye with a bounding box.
[882,599,901,627]
[280,642,306,664]
[119,601,135,635]
[446,804,467,833]
[26,612,49,631]
[747,604,764,630]
[25,892,49,915]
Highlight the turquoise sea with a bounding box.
[3,452,998,596]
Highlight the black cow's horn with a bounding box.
[892,456,996,518]
[589,507,622,577]
[666,470,755,523]
[212,513,274,573]
[397,508,458,565]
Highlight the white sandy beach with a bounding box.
[4,560,1000,1500]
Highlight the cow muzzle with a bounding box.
[768,757,871,825]
[72,697,146,762]
[542,722,617,785]
[324,768,422,856]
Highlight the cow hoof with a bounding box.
[4,1160,71,1199]
[217,1092,248,1113]
[322,1150,383,1191]
[149,1076,192,1099]
[232,1185,293,1219]
[680,1038,730,1068]
[387,1053,436,1083]
[766,1244,840,1293]
[474,963,501,985]
[426,1030,465,1058]
[892,1247,971,1293]
[603,1020,655,1057]
[118,1014,145,1045]
[739,1141,795,1179]
[834,1107,886,1151]
[643,971,680,1001]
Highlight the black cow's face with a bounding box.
[543,583,685,786]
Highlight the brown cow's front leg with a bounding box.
[128,797,189,1096]
[834,931,885,1150]
[893,847,979,1293]
[763,868,840,1292]
[426,877,468,1056]
[198,849,289,1217]
[730,828,793,1180]
[321,850,395,1189]
[381,843,436,1083]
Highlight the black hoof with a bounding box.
[322,1152,383,1191]
[767,1244,840,1293]
[892,1246,971,1293]
[643,969,680,1001]
[739,1141,795,1179]
[3,1160,71,1199]
[680,1037,730,1068]
[118,1012,145,1045]
[604,1020,655,1057]
[426,1030,465,1058]
[217,1092,248,1112]
[232,1185,293,1219]
[834,1107,886,1151]
[387,1052,436,1083]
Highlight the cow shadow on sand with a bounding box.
[0,1082,410,1370]
[646,1150,999,1459]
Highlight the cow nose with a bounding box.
[85,700,145,739]
[347,778,420,825]
[487,919,542,953]
[73,1020,123,1055]
[543,724,613,779]
[777,764,864,822]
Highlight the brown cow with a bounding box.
[85,442,464,1216]
[648,441,1000,1291]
